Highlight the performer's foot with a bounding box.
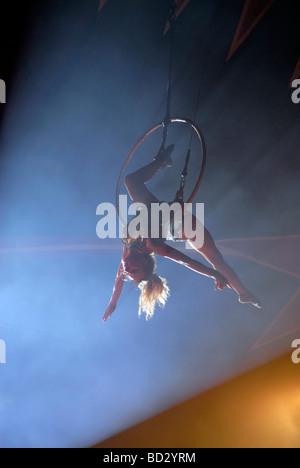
[239,292,262,309]
[154,144,175,169]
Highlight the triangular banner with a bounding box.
[98,1,191,32]
[163,0,191,35]
[290,57,300,86]
[227,0,275,61]
[216,235,300,279]
[98,0,108,14]
[216,235,300,349]
[252,286,300,349]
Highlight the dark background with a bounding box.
[0,0,299,449]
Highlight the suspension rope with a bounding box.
[158,1,177,155]
[159,1,205,204]
[116,4,207,226]
[176,6,213,203]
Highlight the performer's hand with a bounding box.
[102,303,117,322]
[213,272,229,290]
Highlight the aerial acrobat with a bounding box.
[102,2,262,321]
[102,144,262,322]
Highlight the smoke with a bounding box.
[0,0,299,448]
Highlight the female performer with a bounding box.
[103,145,262,322]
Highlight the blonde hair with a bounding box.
[122,237,170,319]
[138,274,170,320]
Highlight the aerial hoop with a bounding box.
[116,118,206,227]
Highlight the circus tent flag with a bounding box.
[164,0,191,35]
[290,57,300,87]
[98,0,108,14]
[227,0,275,61]
[216,234,300,350]
[98,0,191,30]
[252,287,300,349]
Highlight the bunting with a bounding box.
[290,57,300,86]
[98,0,108,14]
[216,235,300,349]
[227,0,275,61]
[97,1,298,86]
[98,1,191,33]
[252,287,300,349]
[163,0,191,35]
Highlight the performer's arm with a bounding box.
[103,262,126,322]
[150,241,228,290]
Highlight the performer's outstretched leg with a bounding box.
[188,225,262,308]
[125,145,174,205]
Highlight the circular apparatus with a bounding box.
[116,118,206,227]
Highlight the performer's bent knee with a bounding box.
[125,174,137,192]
